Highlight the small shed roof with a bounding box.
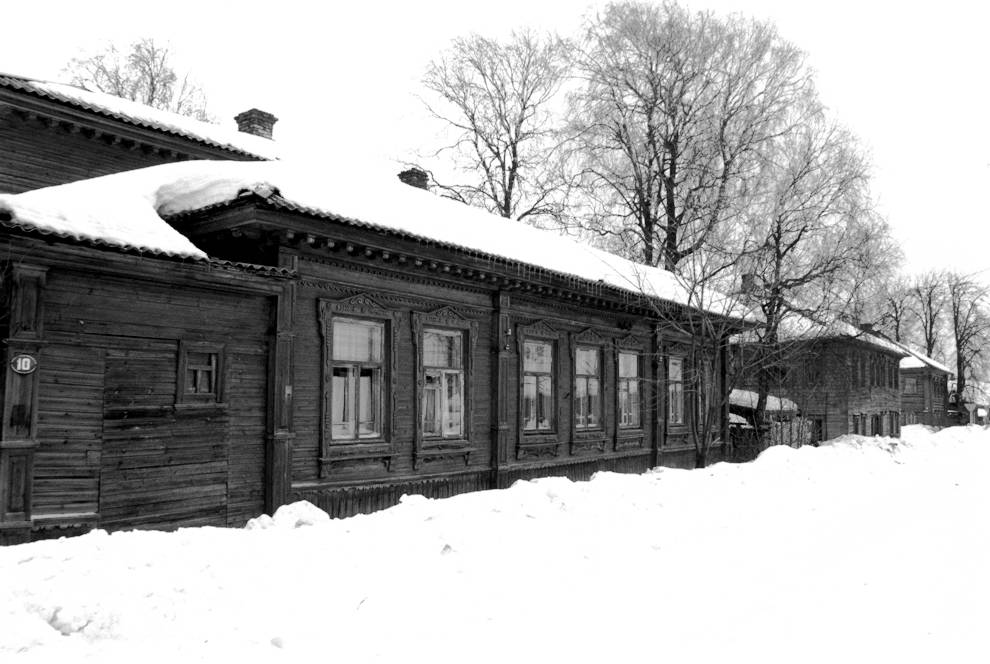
[730,389,799,414]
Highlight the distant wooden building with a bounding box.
[896,344,952,427]
[734,318,908,442]
[0,147,749,543]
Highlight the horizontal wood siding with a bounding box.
[33,267,271,532]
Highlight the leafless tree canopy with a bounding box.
[421,30,572,223]
[568,1,814,270]
[66,38,211,121]
[947,273,990,406]
[909,271,949,359]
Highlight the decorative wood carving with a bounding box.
[317,294,401,478]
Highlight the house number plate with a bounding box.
[10,354,37,375]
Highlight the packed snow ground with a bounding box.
[3,425,990,663]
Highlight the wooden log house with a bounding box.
[0,152,749,544]
[732,318,909,442]
[896,344,952,427]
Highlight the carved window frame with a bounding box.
[570,327,608,453]
[615,334,647,450]
[177,340,225,406]
[516,320,562,459]
[412,306,478,468]
[318,294,400,477]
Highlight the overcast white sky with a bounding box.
[1,0,987,280]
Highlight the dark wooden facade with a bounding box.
[900,364,950,427]
[0,191,736,543]
[735,337,906,442]
[0,73,740,542]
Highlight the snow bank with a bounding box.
[2,425,989,663]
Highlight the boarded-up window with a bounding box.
[178,342,224,403]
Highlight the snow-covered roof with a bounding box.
[776,312,908,356]
[0,160,755,320]
[0,73,280,160]
[895,343,954,376]
[730,389,799,413]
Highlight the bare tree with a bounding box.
[66,38,210,121]
[722,108,889,425]
[946,272,990,411]
[569,0,814,270]
[909,271,948,358]
[421,30,572,223]
[875,277,913,343]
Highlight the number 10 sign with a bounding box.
[10,354,37,375]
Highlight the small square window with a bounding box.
[178,342,224,404]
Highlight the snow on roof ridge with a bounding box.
[776,311,908,356]
[893,341,954,375]
[0,160,756,321]
[0,73,280,161]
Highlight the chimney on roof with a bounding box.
[857,321,875,333]
[234,108,278,139]
[398,167,429,190]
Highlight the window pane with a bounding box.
[587,377,600,427]
[444,371,463,436]
[669,357,682,382]
[575,347,599,376]
[523,375,537,430]
[669,382,684,425]
[423,371,441,435]
[331,367,355,439]
[620,379,641,428]
[537,375,553,430]
[332,319,383,362]
[358,367,381,437]
[619,352,638,379]
[575,377,588,427]
[424,330,462,368]
[524,341,553,373]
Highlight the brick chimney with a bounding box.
[398,167,429,190]
[234,108,278,139]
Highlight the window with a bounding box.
[422,329,464,439]
[696,357,714,426]
[668,356,685,425]
[178,342,223,404]
[904,376,919,394]
[330,317,384,440]
[618,351,641,429]
[523,340,554,431]
[574,346,602,430]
